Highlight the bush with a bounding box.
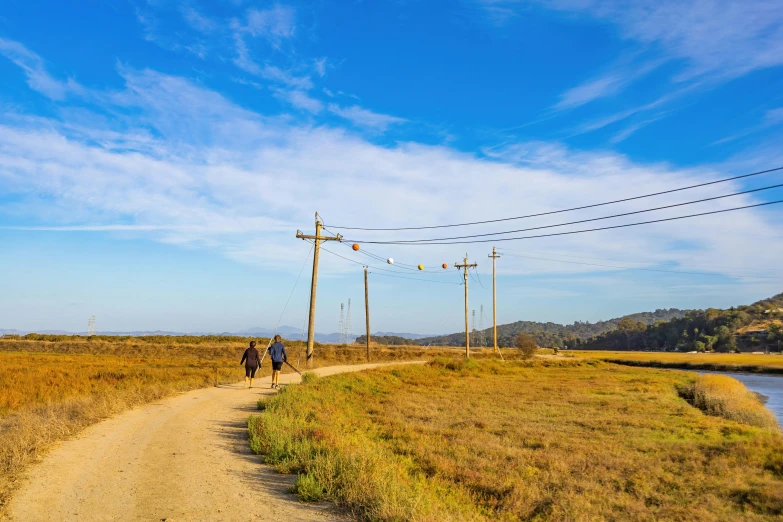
[515,333,538,359]
[293,473,327,501]
[679,374,778,430]
[301,372,319,385]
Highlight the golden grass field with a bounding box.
[0,336,484,511]
[249,358,782,521]
[571,350,783,374]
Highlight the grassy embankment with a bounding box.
[249,358,782,521]
[0,335,465,512]
[571,350,783,374]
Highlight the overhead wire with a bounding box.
[346,182,783,244]
[323,225,448,273]
[346,198,783,245]
[326,165,783,230]
[302,239,461,283]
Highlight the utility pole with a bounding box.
[296,212,342,367]
[364,266,370,362]
[455,254,477,358]
[488,247,500,353]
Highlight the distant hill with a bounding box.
[575,292,783,353]
[412,309,688,348]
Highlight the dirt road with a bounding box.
[7,362,422,522]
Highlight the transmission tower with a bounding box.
[87,316,96,336]
[479,305,485,347]
[346,298,353,344]
[338,303,345,344]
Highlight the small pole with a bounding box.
[296,213,342,368]
[488,247,501,354]
[364,266,371,362]
[454,254,477,358]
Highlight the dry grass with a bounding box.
[571,350,783,374]
[680,374,779,430]
[249,358,783,521]
[0,336,485,513]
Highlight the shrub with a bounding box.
[679,374,778,430]
[301,372,319,385]
[293,473,327,501]
[515,333,538,359]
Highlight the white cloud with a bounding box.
[327,103,406,131]
[274,89,324,113]
[555,74,626,110]
[0,39,84,100]
[484,0,783,80]
[181,6,216,33]
[0,57,781,288]
[245,5,296,43]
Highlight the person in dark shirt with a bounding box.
[267,335,288,389]
[240,340,261,388]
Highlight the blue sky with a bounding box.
[1,0,782,335]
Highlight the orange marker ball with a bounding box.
[352,243,360,251]
[442,263,448,269]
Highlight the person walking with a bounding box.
[240,340,261,388]
[267,335,288,389]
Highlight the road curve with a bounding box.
[7,362,422,522]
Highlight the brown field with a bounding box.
[0,335,490,512]
[570,350,783,374]
[250,358,783,521]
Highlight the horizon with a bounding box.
[1,1,782,334]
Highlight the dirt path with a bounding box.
[7,362,423,522]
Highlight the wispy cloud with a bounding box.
[712,107,783,145]
[1,42,781,286]
[327,104,406,131]
[555,74,627,110]
[0,39,84,100]
[244,5,296,44]
[274,89,324,113]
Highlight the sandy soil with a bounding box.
[6,362,422,522]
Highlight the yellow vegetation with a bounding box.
[572,350,783,374]
[680,374,779,430]
[249,359,783,521]
[0,336,487,513]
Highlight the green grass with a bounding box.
[249,358,782,521]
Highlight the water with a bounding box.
[698,371,783,424]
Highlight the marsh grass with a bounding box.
[679,374,779,430]
[573,350,783,374]
[249,358,783,521]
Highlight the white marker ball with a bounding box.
[387,258,394,265]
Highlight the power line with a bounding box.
[347,182,783,244]
[347,199,783,245]
[324,226,445,273]
[303,239,460,282]
[499,252,783,280]
[327,165,783,231]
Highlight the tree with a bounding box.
[694,341,706,353]
[515,333,538,359]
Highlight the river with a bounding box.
[698,371,783,424]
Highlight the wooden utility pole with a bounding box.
[488,247,501,354]
[454,254,477,358]
[296,213,342,367]
[364,266,371,362]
